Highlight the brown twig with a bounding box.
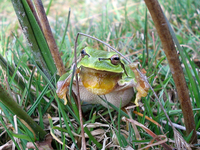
[74,33,86,149]
[122,117,172,150]
[144,0,197,143]
[33,0,66,76]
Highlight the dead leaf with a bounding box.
[26,134,53,150]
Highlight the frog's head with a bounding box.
[78,47,129,95]
[78,47,126,74]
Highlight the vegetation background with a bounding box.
[0,0,199,149]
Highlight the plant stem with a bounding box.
[34,0,66,76]
[144,0,197,143]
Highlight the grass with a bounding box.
[0,0,200,149]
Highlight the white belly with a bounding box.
[72,83,134,108]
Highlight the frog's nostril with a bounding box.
[81,49,90,57]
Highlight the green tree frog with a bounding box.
[56,47,149,108]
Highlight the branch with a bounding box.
[144,0,197,143]
[34,0,66,76]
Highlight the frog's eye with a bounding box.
[81,49,90,58]
[110,54,120,65]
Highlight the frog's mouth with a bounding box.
[79,66,122,95]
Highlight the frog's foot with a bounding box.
[56,69,80,105]
[58,92,68,105]
[129,63,149,106]
[56,80,70,105]
[134,81,149,106]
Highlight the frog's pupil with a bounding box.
[113,57,119,60]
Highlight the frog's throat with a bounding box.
[79,66,122,95]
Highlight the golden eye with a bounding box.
[110,54,120,65]
[81,49,90,58]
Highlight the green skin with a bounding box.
[79,47,125,73]
[57,47,138,107]
[59,47,136,83]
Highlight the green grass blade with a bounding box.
[0,54,25,90]
[0,84,47,140]
[166,16,200,108]
[27,80,50,116]
[46,0,53,15]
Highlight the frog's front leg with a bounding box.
[129,63,149,106]
[56,68,80,105]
